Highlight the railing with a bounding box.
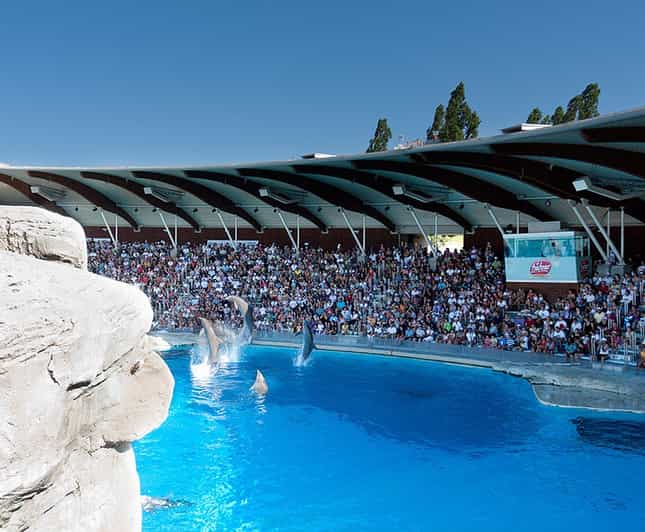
[251,330,551,363]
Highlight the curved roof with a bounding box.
[1,107,645,235]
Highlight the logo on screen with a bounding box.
[530,259,552,276]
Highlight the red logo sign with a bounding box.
[530,259,552,276]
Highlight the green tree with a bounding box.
[438,82,479,142]
[366,118,392,153]
[464,108,480,139]
[426,104,445,141]
[578,82,600,120]
[527,83,600,125]
[551,106,565,125]
[562,95,580,123]
[527,108,543,123]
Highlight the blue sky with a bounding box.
[0,0,644,166]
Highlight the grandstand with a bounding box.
[2,107,645,366]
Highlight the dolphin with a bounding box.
[250,369,268,395]
[213,320,237,344]
[226,295,254,340]
[300,319,316,362]
[141,495,192,512]
[199,317,223,366]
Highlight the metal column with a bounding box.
[275,209,298,251]
[434,214,438,250]
[174,214,178,248]
[114,214,118,246]
[483,203,504,236]
[100,211,118,247]
[362,215,366,252]
[296,215,300,248]
[568,200,607,261]
[606,208,611,259]
[620,207,625,262]
[214,209,236,248]
[581,200,623,264]
[234,216,238,245]
[339,208,365,256]
[158,211,177,248]
[407,207,435,256]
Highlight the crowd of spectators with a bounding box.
[87,239,645,360]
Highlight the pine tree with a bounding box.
[578,83,600,120]
[526,83,600,125]
[426,104,445,141]
[527,108,543,123]
[366,118,392,153]
[562,95,580,123]
[440,82,467,142]
[551,106,565,125]
[464,108,480,139]
[428,82,480,143]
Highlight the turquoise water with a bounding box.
[135,344,645,531]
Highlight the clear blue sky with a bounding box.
[1,0,644,166]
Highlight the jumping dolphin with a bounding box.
[213,320,238,344]
[226,295,254,340]
[299,319,316,363]
[250,369,269,395]
[199,317,223,365]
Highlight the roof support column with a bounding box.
[362,215,366,253]
[158,211,177,249]
[296,215,300,248]
[115,214,119,245]
[215,209,236,248]
[483,203,504,237]
[568,200,607,262]
[434,214,438,251]
[407,206,435,256]
[620,207,625,261]
[339,208,365,257]
[581,199,623,264]
[275,209,298,252]
[174,214,179,248]
[606,208,611,260]
[99,210,118,247]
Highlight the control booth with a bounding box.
[503,231,591,297]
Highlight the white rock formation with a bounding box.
[0,206,87,269]
[0,207,173,531]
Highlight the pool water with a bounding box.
[135,344,645,531]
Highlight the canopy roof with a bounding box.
[2,107,645,235]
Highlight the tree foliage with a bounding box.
[551,106,565,125]
[428,82,480,143]
[426,104,445,141]
[527,108,543,124]
[578,83,601,120]
[366,118,392,153]
[528,83,600,126]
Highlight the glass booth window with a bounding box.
[504,236,586,258]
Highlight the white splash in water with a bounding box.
[293,349,311,367]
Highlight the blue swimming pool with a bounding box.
[135,344,645,531]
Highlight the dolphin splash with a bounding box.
[250,369,268,395]
[198,317,223,366]
[295,319,316,366]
